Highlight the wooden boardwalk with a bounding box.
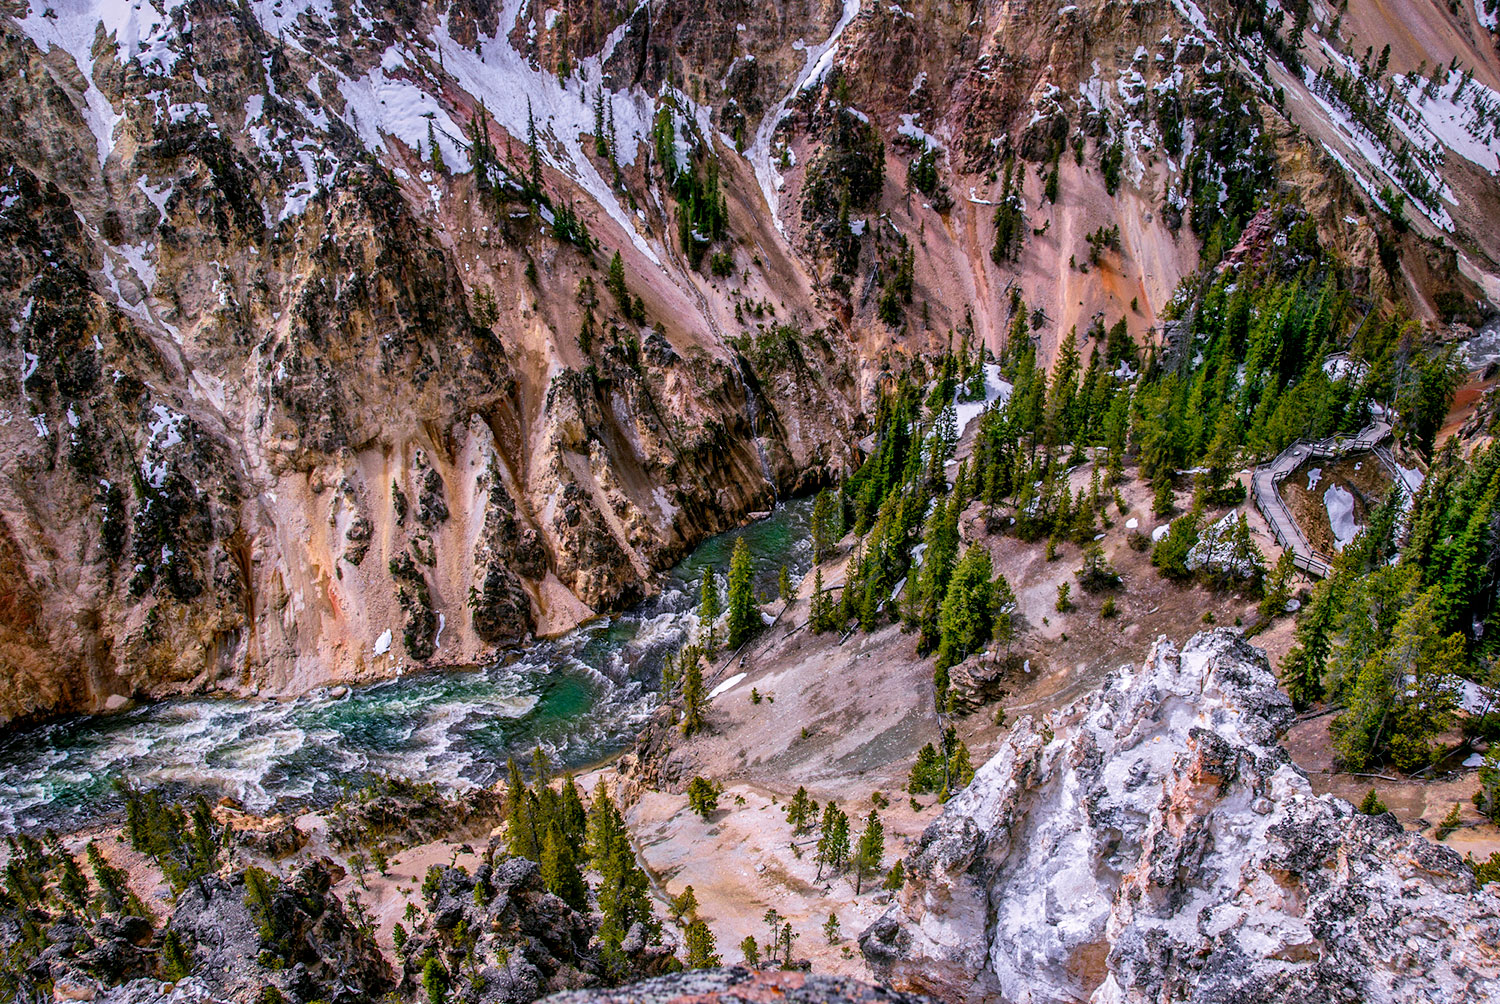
[1249,420,1392,579]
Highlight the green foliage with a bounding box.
[681,647,706,737]
[116,783,219,894]
[1151,509,1201,580]
[540,823,589,912]
[668,884,698,924]
[1476,748,1500,821]
[814,802,850,880]
[1357,788,1388,815]
[684,918,721,967]
[589,784,660,965]
[423,956,449,1004]
[1436,802,1462,840]
[739,935,760,965]
[686,777,721,820]
[811,488,844,562]
[809,567,841,634]
[852,810,885,894]
[883,859,906,891]
[908,142,940,196]
[936,545,1003,672]
[908,728,974,797]
[801,77,886,222]
[784,786,819,835]
[162,929,193,980]
[726,537,760,649]
[990,158,1025,263]
[699,569,721,651]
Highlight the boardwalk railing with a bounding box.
[1250,421,1393,580]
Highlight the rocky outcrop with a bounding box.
[398,858,609,1000]
[861,630,1500,1004]
[541,967,934,1004]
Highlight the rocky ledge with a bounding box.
[860,629,1500,1003]
[541,967,932,1004]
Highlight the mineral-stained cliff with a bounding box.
[860,630,1500,1003]
[4,0,1498,721]
[0,0,866,721]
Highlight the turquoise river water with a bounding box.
[0,499,813,834]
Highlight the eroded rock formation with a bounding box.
[862,630,1500,1003]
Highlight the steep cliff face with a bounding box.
[4,0,1498,720]
[0,0,862,720]
[860,630,1500,1003]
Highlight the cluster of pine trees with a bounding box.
[651,103,730,271]
[782,786,896,895]
[1,830,162,997]
[1280,439,1500,772]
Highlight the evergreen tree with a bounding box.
[916,495,961,655]
[560,774,589,855]
[540,822,589,911]
[504,757,540,861]
[811,487,842,561]
[607,251,630,309]
[852,810,884,894]
[778,564,794,603]
[681,648,706,736]
[427,119,447,174]
[684,918,721,967]
[784,786,818,834]
[699,569,721,650]
[809,567,838,633]
[726,537,759,649]
[936,545,998,672]
[589,785,658,964]
[686,776,721,819]
[814,802,850,880]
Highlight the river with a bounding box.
[0,499,813,834]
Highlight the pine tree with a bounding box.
[740,935,761,965]
[784,786,817,834]
[883,858,906,891]
[681,648,706,736]
[505,758,540,861]
[916,494,961,655]
[669,884,698,923]
[686,776,720,819]
[684,918,721,967]
[809,567,837,633]
[852,810,884,894]
[815,802,850,879]
[590,785,658,962]
[822,912,842,943]
[540,822,589,911]
[811,487,843,561]
[427,119,447,174]
[699,569,721,650]
[936,544,998,671]
[607,251,629,309]
[726,537,759,649]
[778,564,793,603]
[560,774,589,854]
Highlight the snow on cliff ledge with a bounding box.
[861,630,1500,1003]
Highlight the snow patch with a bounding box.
[1323,484,1358,551]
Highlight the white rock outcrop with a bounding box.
[861,630,1500,1003]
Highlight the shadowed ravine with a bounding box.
[0,500,813,834]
